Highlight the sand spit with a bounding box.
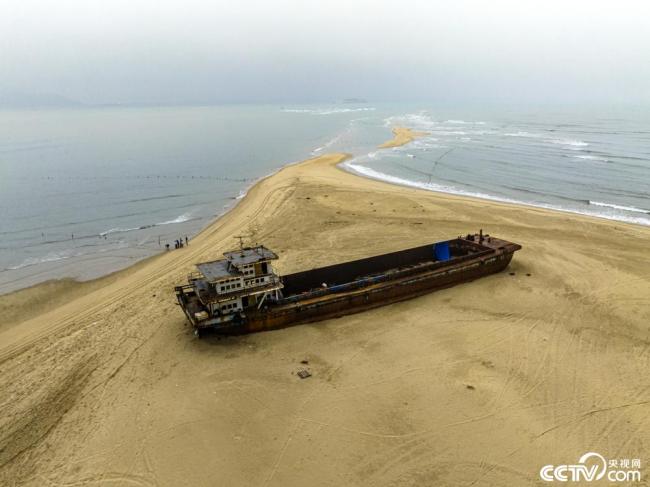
[379,127,428,148]
[1,152,649,486]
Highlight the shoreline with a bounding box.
[1,148,649,485]
[2,141,647,333]
[347,126,650,228]
[3,123,647,302]
[378,126,428,148]
[0,153,350,333]
[340,160,650,229]
[0,152,346,299]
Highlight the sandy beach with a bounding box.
[1,131,649,485]
[378,127,428,148]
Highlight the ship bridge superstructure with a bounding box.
[183,245,282,324]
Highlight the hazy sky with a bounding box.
[2,0,649,105]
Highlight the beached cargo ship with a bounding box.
[175,231,521,336]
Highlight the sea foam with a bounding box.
[341,161,650,226]
[549,138,589,147]
[157,213,195,225]
[504,131,542,138]
[445,119,486,125]
[8,252,73,270]
[589,201,649,214]
[573,154,610,162]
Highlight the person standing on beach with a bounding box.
[185,236,188,246]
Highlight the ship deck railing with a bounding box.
[187,271,205,282]
[196,276,284,305]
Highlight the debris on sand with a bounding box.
[297,369,312,379]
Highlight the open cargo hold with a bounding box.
[175,231,521,336]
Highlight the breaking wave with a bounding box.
[549,138,589,147]
[7,251,74,270]
[383,113,489,131]
[310,120,358,155]
[504,131,543,138]
[445,119,486,125]
[573,154,610,162]
[98,213,198,237]
[100,226,141,236]
[6,241,130,271]
[383,113,437,129]
[157,213,195,225]
[341,161,650,226]
[589,201,649,214]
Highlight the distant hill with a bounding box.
[0,92,83,108]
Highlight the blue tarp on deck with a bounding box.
[434,242,450,261]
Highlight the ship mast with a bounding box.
[234,235,251,254]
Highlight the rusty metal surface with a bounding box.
[281,238,493,295]
[176,234,522,335]
[238,248,516,334]
[279,239,495,304]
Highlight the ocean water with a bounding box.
[343,106,650,229]
[1,103,649,293]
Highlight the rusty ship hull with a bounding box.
[175,234,521,336]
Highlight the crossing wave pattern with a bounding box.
[342,110,650,227]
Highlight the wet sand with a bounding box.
[1,141,649,485]
[379,127,428,148]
